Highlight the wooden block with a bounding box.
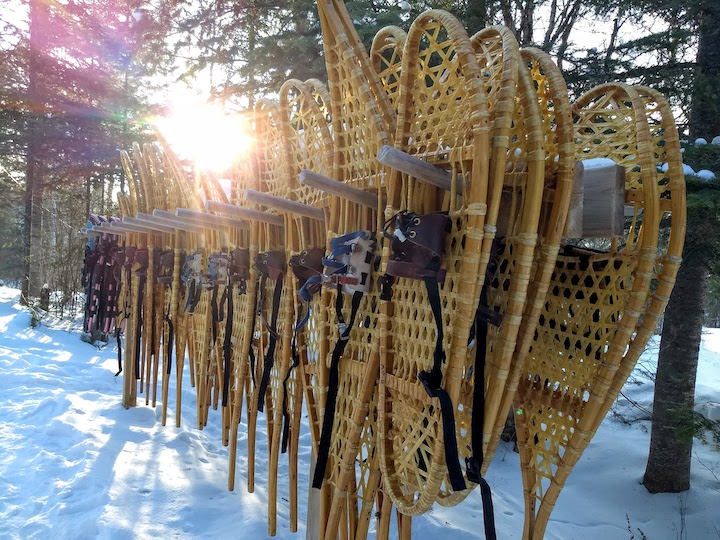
[205,200,284,227]
[563,158,625,239]
[125,216,175,234]
[299,170,378,209]
[89,224,123,236]
[138,212,206,233]
[117,220,157,233]
[377,145,459,193]
[176,208,249,230]
[243,189,325,222]
[101,222,144,235]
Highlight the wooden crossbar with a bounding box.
[205,200,284,227]
[243,189,325,221]
[175,207,250,230]
[299,170,378,209]
[377,145,458,193]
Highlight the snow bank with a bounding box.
[1,285,719,539]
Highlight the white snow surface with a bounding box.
[697,169,717,181]
[1,284,719,539]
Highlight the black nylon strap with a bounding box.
[103,262,119,332]
[134,274,147,380]
[166,317,174,376]
[249,280,260,387]
[165,284,174,376]
[185,280,202,313]
[465,240,502,540]
[257,274,284,412]
[222,286,234,407]
[211,285,220,345]
[417,276,466,492]
[280,308,304,454]
[477,477,497,540]
[312,289,364,489]
[219,287,228,322]
[467,279,491,481]
[115,327,122,377]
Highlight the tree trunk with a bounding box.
[689,0,720,140]
[21,166,33,305]
[643,255,705,493]
[21,0,40,305]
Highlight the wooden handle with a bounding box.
[137,212,206,233]
[205,200,284,227]
[299,170,377,209]
[102,222,146,234]
[125,216,175,234]
[89,224,125,237]
[377,145,458,193]
[176,208,250,230]
[243,189,325,222]
[117,220,156,233]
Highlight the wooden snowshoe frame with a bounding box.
[514,83,661,540]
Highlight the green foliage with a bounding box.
[672,408,720,451]
[0,182,23,283]
[345,0,407,51]
[683,145,720,321]
[683,144,720,175]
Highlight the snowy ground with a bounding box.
[1,284,719,539]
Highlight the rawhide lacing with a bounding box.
[312,230,377,489]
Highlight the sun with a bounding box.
[153,96,253,173]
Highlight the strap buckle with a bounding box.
[465,456,482,484]
[417,369,440,399]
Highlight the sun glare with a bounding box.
[153,97,253,173]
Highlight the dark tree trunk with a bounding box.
[21,0,40,305]
[643,255,705,493]
[20,165,33,305]
[689,0,720,140]
[644,0,720,494]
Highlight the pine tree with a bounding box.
[0,0,164,301]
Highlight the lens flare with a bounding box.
[153,97,252,173]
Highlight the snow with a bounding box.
[697,169,717,181]
[1,284,719,539]
[683,164,696,176]
[712,136,720,146]
[695,138,708,145]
